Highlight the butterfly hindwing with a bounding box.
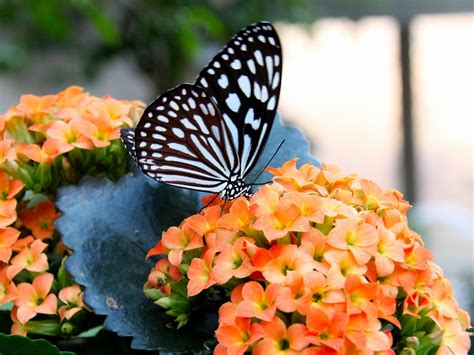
[133,84,239,193]
[195,21,282,178]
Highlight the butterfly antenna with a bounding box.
[250,139,285,186]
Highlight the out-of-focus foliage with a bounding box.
[0,0,317,92]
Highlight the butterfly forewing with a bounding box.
[133,84,239,193]
[195,21,282,177]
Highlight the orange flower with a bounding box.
[20,200,60,240]
[185,205,221,236]
[215,302,264,354]
[262,245,315,284]
[0,266,17,305]
[0,227,20,262]
[325,250,367,289]
[87,97,134,127]
[212,237,255,284]
[267,159,320,191]
[0,173,23,228]
[345,313,392,352]
[374,224,405,276]
[306,308,348,352]
[16,94,56,123]
[161,225,204,266]
[437,316,471,355]
[219,197,252,230]
[296,271,345,316]
[187,250,216,297]
[10,306,27,336]
[8,239,49,277]
[253,197,310,242]
[14,273,57,324]
[22,139,71,164]
[343,274,378,318]
[402,244,433,270]
[0,139,17,165]
[235,281,280,321]
[253,316,309,354]
[77,114,121,148]
[327,219,377,265]
[58,285,84,321]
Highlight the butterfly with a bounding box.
[121,21,282,200]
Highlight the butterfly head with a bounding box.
[222,177,252,200]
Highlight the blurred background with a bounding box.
[0,0,472,319]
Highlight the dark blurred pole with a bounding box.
[399,19,417,204]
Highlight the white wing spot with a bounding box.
[238,75,251,97]
[193,114,210,134]
[269,37,276,46]
[188,97,196,109]
[240,44,247,51]
[222,54,229,60]
[213,61,221,68]
[207,68,215,75]
[155,126,166,132]
[254,50,264,66]
[207,103,215,116]
[139,131,147,137]
[228,47,235,54]
[218,74,229,89]
[225,93,241,113]
[253,82,261,100]
[267,96,276,110]
[156,106,165,111]
[168,111,177,118]
[157,115,169,123]
[147,112,153,118]
[258,35,266,43]
[170,101,179,110]
[261,85,269,102]
[144,122,151,128]
[181,88,187,95]
[265,56,274,82]
[152,134,165,140]
[274,54,280,67]
[139,142,147,148]
[181,118,197,130]
[230,59,241,70]
[199,103,209,115]
[200,78,208,88]
[172,127,185,138]
[182,103,189,111]
[247,59,256,74]
[151,143,163,149]
[152,152,162,158]
[272,72,280,90]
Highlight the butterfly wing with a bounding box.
[120,128,138,163]
[130,84,239,193]
[195,21,282,178]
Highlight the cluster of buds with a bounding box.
[145,159,471,354]
[0,87,144,337]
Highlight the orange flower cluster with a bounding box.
[0,87,144,337]
[145,160,471,354]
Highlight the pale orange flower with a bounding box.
[267,159,320,191]
[14,273,57,324]
[10,306,27,336]
[0,173,24,228]
[437,316,471,355]
[46,119,94,151]
[374,224,405,276]
[0,139,17,165]
[327,218,377,265]
[16,94,56,123]
[77,114,121,148]
[262,245,315,284]
[161,225,204,266]
[185,205,221,236]
[58,285,84,321]
[215,303,264,354]
[0,227,20,262]
[87,97,134,127]
[8,239,49,278]
[253,316,309,354]
[211,237,256,284]
[235,281,280,321]
[0,266,17,305]
[325,250,367,289]
[345,313,392,352]
[343,274,378,318]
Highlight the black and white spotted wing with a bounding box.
[121,21,282,199]
[131,84,242,194]
[195,22,282,178]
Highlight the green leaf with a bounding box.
[76,325,104,338]
[0,333,74,355]
[56,115,318,351]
